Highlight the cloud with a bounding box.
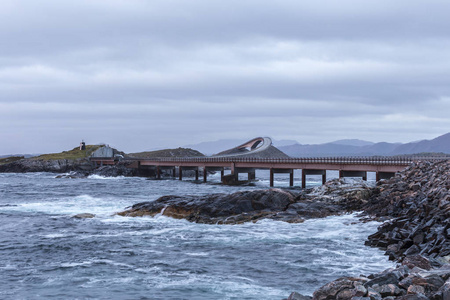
[1,0,450,154]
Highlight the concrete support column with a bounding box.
[221,169,224,181]
[290,172,294,187]
[203,167,207,183]
[195,168,199,181]
[173,168,176,178]
[179,167,182,180]
[301,170,306,189]
[270,168,274,187]
[156,166,161,180]
[303,169,326,189]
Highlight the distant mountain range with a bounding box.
[278,133,450,157]
[185,133,450,157]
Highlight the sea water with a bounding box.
[0,171,393,300]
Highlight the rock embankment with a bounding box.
[0,158,93,173]
[365,160,450,261]
[118,178,374,224]
[312,257,450,300]
[310,160,450,300]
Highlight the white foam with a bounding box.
[87,175,125,180]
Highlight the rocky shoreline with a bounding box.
[308,160,450,300]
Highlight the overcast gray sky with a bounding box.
[1,0,450,154]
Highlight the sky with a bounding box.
[1,0,450,155]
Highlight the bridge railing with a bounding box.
[112,156,449,165]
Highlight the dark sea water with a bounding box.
[0,171,394,300]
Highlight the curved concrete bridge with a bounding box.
[89,138,448,188]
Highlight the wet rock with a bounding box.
[72,213,95,219]
[402,255,432,271]
[353,284,367,297]
[119,178,378,224]
[364,272,402,288]
[118,189,302,224]
[0,158,94,173]
[408,285,426,295]
[364,161,450,260]
[287,292,312,300]
[396,294,429,300]
[439,281,450,300]
[378,284,404,297]
[313,277,368,300]
[366,287,382,300]
[92,164,136,177]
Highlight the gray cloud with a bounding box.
[1,0,450,154]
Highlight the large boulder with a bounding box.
[118,189,302,224]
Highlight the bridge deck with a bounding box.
[90,156,448,187]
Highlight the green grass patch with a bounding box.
[33,145,103,161]
[0,156,25,165]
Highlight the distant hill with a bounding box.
[390,133,450,155]
[278,133,450,157]
[330,139,375,147]
[129,148,205,158]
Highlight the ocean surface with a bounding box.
[0,171,394,300]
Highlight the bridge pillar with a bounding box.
[270,168,274,187]
[202,167,225,183]
[156,166,161,180]
[221,169,224,181]
[340,170,367,181]
[270,168,294,187]
[173,167,176,178]
[290,172,294,187]
[178,166,199,181]
[203,167,207,182]
[376,171,396,181]
[302,169,326,189]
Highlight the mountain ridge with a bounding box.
[279,132,450,157]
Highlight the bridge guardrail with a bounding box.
[98,156,449,165]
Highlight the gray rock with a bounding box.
[364,272,401,288]
[408,285,425,295]
[378,284,403,297]
[72,213,95,219]
[287,292,312,300]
